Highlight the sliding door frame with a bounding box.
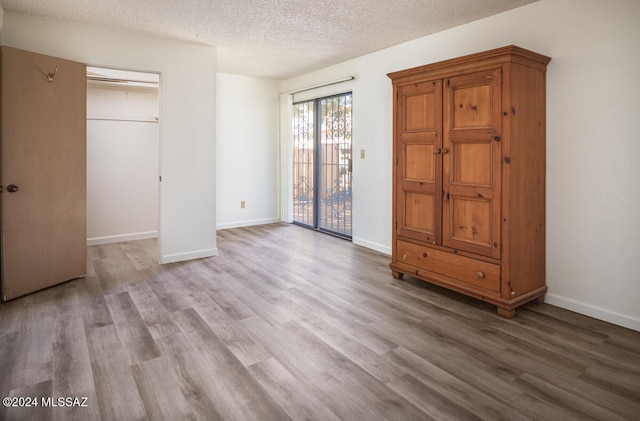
[292,91,352,239]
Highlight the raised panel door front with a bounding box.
[442,70,501,258]
[396,80,442,244]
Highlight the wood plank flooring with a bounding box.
[1,223,639,420]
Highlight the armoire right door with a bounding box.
[442,69,502,259]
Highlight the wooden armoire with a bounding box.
[388,46,550,318]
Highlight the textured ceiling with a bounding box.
[0,0,537,79]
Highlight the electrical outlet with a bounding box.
[241,200,246,209]
[360,149,366,159]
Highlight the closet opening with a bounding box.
[86,67,160,251]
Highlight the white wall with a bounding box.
[216,73,279,229]
[87,83,159,245]
[2,11,218,263]
[280,0,640,330]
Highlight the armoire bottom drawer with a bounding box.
[396,240,500,292]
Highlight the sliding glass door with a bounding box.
[292,92,352,238]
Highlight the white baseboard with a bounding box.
[87,231,158,246]
[546,293,640,332]
[352,236,391,255]
[159,247,218,264]
[217,217,281,230]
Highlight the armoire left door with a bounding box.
[1,46,87,301]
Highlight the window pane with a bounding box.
[319,93,352,237]
[292,100,315,227]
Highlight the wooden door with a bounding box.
[1,47,87,301]
[396,80,442,244]
[442,70,501,258]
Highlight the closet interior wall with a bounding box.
[86,69,160,245]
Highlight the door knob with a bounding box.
[6,184,19,193]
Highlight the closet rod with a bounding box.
[284,76,354,95]
[87,116,158,123]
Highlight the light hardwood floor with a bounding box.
[1,223,639,420]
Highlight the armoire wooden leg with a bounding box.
[497,307,516,319]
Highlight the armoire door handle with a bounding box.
[6,184,19,193]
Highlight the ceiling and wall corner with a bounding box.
[0,0,538,79]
